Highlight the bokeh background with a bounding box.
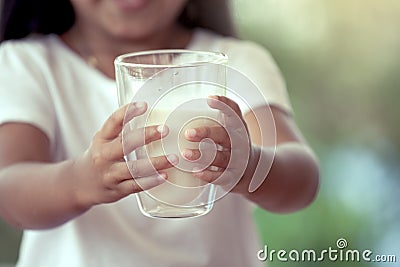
[1,0,399,266]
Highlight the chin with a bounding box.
[113,23,170,43]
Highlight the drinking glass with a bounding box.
[115,50,228,218]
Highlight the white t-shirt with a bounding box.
[0,28,291,267]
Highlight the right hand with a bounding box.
[73,102,177,208]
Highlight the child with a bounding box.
[0,0,319,266]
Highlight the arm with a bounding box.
[239,105,320,213]
[0,103,173,229]
[0,124,87,229]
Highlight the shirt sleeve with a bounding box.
[222,38,293,114]
[0,39,56,144]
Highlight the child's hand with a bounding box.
[182,96,252,193]
[73,102,176,208]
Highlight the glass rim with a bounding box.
[114,49,228,68]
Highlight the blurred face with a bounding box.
[69,0,188,40]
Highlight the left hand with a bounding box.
[182,95,253,192]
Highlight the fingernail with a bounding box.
[182,149,192,158]
[157,125,168,137]
[185,129,196,138]
[158,172,168,181]
[207,95,219,104]
[167,154,179,165]
[134,101,146,109]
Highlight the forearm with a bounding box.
[235,142,320,213]
[0,160,88,230]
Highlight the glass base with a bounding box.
[137,195,213,219]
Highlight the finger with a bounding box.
[121,124,169,156]
[185,126,230,147]
[193,168,237,188]
[125,102,148,122]
[99,102,147,140]
[104,154,173,184]
[99,124,167,160]
[192,169,223,184]
[118,173,167,195]
[207,96,244,128]
[113,154,179,180]
[182,149,230,168]
[208,95,241,117]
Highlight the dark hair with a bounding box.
[0,0,235,42]
[0,0,75,42]
[179,0,236,37]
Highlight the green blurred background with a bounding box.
[1,0,399,266]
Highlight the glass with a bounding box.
[115,50,228,218]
